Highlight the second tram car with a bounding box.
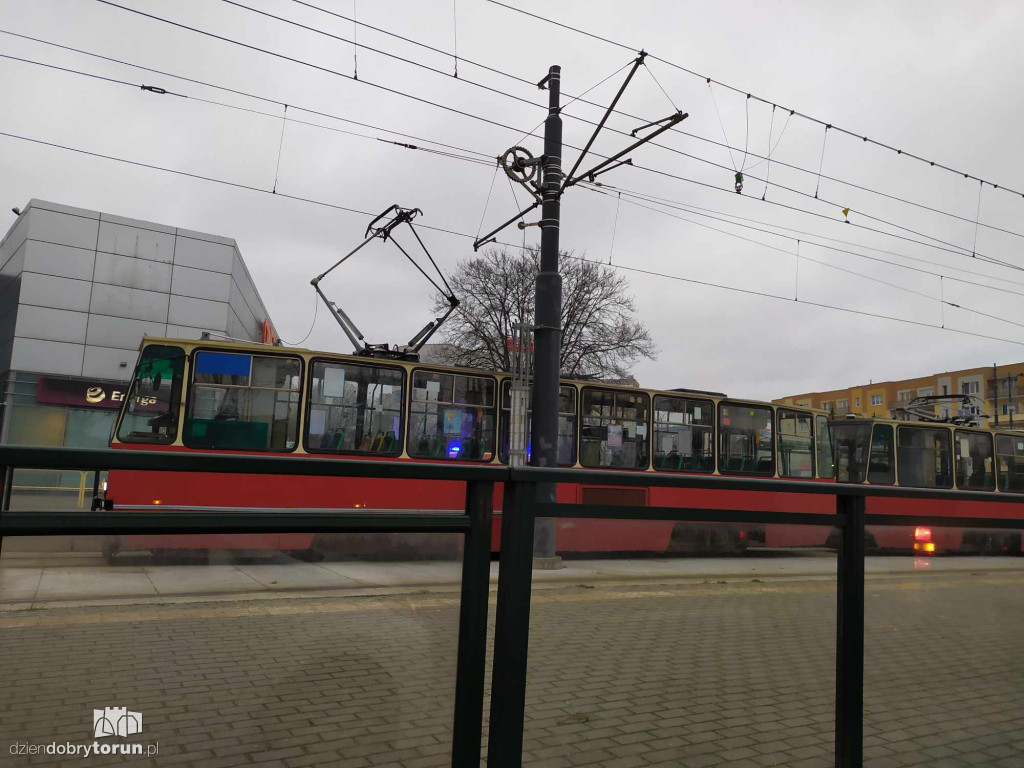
[831,416,1024,554]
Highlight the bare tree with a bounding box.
[431,246,656,379]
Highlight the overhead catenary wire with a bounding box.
[584,183,1024,332]
[85,1,1024,269]
[3,128,1024,350]
[233,1,1024,242]
[0,51,495,171]
[485,0,1024,201]
[592,181,1024,299]
[207,2,1024,267]
[271,104,288,193]
[10,24,1024,282]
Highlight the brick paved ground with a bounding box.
[0,569,1021,767]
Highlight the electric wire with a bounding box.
[212,3,1024,265]
[0,28,495,159]
[88,0,534,138]
[593,181,1024,298]
[85,2,1024,267]
[707,82,739,171]
[584,183,1024,333]
[13,17,1024,311]
[8,26,1022,280]
[485,0,1024,200]
[0,51,494,169]
[218,0,546,111]
[277,289,319,346]
[3,127,1022,349]
[261,1,1024,241]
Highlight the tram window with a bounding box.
[995,435,1024,492]
[306,361,403,455]
[580,389,650,469]
[815,415,834,478]
[955,430,994,491]
[498,382,576,465]
[117,345,184,445]
[831,422,870,483]
[408,371,495,461]
[896,426,952,489]
[867,424,895,484]
[719,403,774,475]
[653,395,714,472]
[186,352,301,451]
[778,410,814,478]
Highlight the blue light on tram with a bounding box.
[447,441,462,459]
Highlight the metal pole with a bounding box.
[835,493,865,768]
[450,480,494,768]
[993,364,999,426]
[486,479,536,768]
[531,65,562,564]
[2,466,12,511]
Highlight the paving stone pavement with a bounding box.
[0,569,1021,767]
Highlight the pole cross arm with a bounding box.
[564,110,687,190]
[473,200,542,251]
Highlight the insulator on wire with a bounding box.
[734,172,744,194]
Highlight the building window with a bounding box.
[870,394,883,406]
[837,399,849,410]
[917,387,934,398]
[821,401,831,411]
[897,390,911,402]
[854,397,860,408]
[961,381,980,396]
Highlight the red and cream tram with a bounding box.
[102,337,837,560]
[831,417,1024,554]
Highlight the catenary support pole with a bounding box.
[835,493,865,767]
[531,65,563,565]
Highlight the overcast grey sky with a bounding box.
[2,0,1023,400]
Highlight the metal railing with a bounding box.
[1,445,1023,768]
[3,468,94,509]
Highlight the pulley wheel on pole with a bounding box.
[500,146,537,185]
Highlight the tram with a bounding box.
[101,336,837,560]
[831,415,1024,554]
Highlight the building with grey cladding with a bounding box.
[0,199,277,478]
